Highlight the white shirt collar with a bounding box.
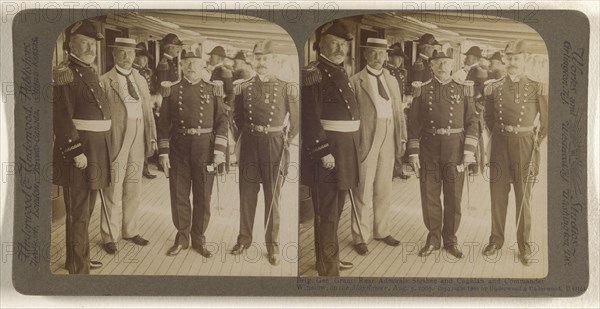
[366,65,383,76]
[257,73,269,82]
[115,65,132,75]
[163,53,174,60]
[184,76,201,85]
[419,53,430,61]
[320,54,343,66]
[508,73,520,82]
[70,53,92,65]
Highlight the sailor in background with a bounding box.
[52,19,109,274]
[482,40,547,266]
[487,51,506,80]
[230,39,299,266]
[156,33,183,86]
[300,20,359,276]
[411,33,439,83]
[407,49,479,259]
[157,51,229,258]
[385,42,411,180]
[133,42,159,179]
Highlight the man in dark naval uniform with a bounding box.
[407,50,479,259]
[156,33,183,88]
[481,40,547,266]
[386,42,411,180]
[52,19,110,274]
[301,20,359,276]
[229,40,299,266]
[157,51,229,258]
[411,33,439,83]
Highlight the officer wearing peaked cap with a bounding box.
[230,39,299,266]
[52,19,110,274]
[157,50,229,258]
[481,39,548,266]
[411,33,440,83]
[156,33,183,88]
[300,20,359,276]
[407,49,479,259]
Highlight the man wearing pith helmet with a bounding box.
[349,37,407,256]
[300,20,359,276]
[52,19,109,274]
[407,49,479,259]
[482,39,548,266]
[157,50,229,258]
[230,39,299,266]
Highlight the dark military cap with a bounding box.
[232,50,246,61]
[208,46,227,58]
[417,33,439,45]
[321,20,354,41]
[161,33,183,46]
[66,20,103,41]
[430,49,453,60]
[388,42,407,58]
[253,39,273,55]
[464,46,483,58]
[489,51,504,63]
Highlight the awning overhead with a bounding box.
[361,12,547,54]
[107,11,297,55]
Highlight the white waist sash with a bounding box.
[72,119,111,132]
[320,119,360,132]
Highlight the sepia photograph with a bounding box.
[299,12,549,278]
[49,11,299,276]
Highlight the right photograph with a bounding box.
[299,12,548,278]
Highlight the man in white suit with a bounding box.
[349,38,407,255]
[99,38,157,254]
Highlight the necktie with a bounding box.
[117,69,139,100]
[367,69,389,100]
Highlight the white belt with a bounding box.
[72,119,111,132]
[320,119,360,132]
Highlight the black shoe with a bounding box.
[268,252,280,266]
[143,171,157,179]
[339,261,353,270]
[167,244,185,256]
[103,242,117,255]
[124,235,149,246]
[375,235,401,247]
[445,245,464,259]
[193,244,213,258]
[90,260,103,269]
[418,244,439,257]
[482,243,500,256]
[354,243,369,255]
[230,243,247,255]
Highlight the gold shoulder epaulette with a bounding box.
[233,76,252,95]
[157,58,169,71]
[458,79,474,97]
[52,63,73,85]
[302,61,321,86]
[411,81,423,97]
[209,80,224,97]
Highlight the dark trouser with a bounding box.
[63,186,97,274]
[488,130,538,252]
[418,133,465,248]
[237,130,286,255]
[168,134,214,248]
[312,182,347,277]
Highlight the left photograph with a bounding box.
[50,12,299,276]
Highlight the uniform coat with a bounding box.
[301,55,361,276]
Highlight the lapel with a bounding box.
[358,69,378,108]
[382,70,400,102]
[108,67,128,104]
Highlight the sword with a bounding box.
[347,189,365,242]
[516,134,540,235]
[98,189,114,242]
[264,113,290,236]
